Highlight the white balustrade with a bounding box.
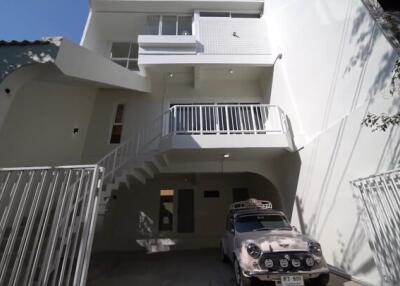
[168,104,287,135]
[352,169,400,284]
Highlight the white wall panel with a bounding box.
[199,18,271,55]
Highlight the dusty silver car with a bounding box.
[220,199,330,286]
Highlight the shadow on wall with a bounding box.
[346,5,398,102]
[293,4,399,282]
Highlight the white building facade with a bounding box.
[0,0,399,285]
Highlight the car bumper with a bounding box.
[243,268,330,281]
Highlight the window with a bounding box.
[235,214,291,233]
[199,12,261,18]
[145,15,193,36]
[110,104,124,144]
[146,15,161,35]
[204,190,220,198]
[159,190,175,232]
[110,42,139,71]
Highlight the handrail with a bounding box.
[351,169,400,283]
[97,104,288,183]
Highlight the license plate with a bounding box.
[279,275,304,286]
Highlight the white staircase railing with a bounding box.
[0,165,103,286]
[351,169,400,285]
[97,104,288,185]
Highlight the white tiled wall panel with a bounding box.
[198,18,271,55]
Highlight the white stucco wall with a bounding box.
[266,0,400,284]
[0,81,96,167]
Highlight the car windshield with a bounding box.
[235,214,291,233]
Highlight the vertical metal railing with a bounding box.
[0,165,103,286]
[96,103,289,188]
[168,104,287,135]
[351,169,400,285]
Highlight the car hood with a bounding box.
[236,229,312,252]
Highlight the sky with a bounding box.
[0,0,89,44]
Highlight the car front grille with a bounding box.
[258,252,315,272]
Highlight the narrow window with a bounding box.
[110,104,124,144]
[177,189,194,233]
[159,189,175,232]
[204,190,220,198]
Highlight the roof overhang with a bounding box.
[0,38,151,93]
[91,0,264,13]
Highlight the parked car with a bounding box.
[220,199,330,286]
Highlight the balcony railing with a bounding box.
[351,169,400,284]
[165,104,288,135]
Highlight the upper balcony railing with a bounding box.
[98,104,291,184]
[165,104,288,135]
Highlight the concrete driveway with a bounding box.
[87,249,359,286]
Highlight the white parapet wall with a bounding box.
[266,0,400,284]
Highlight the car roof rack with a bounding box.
[230,198,273,212]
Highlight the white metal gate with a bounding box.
[0,165,103,286]
[352,169,400,285]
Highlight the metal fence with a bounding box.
[168,104,287,135]
[0,165,103,286]
[351,169,400,285]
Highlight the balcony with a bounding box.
[152,104,294,151]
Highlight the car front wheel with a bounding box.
[220,243,229,263]
[234,258,252,286]
[310,273,330,286]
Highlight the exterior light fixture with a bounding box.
[223,153,230,158]
[168,72,174,78]
[229,69,234,75]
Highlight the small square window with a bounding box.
[111,43,130,58]
[204,190,220,198]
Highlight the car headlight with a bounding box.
[246,243,262,259]
[264,259,274,268]
[305,256,315,267]
[308,241,322,255]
